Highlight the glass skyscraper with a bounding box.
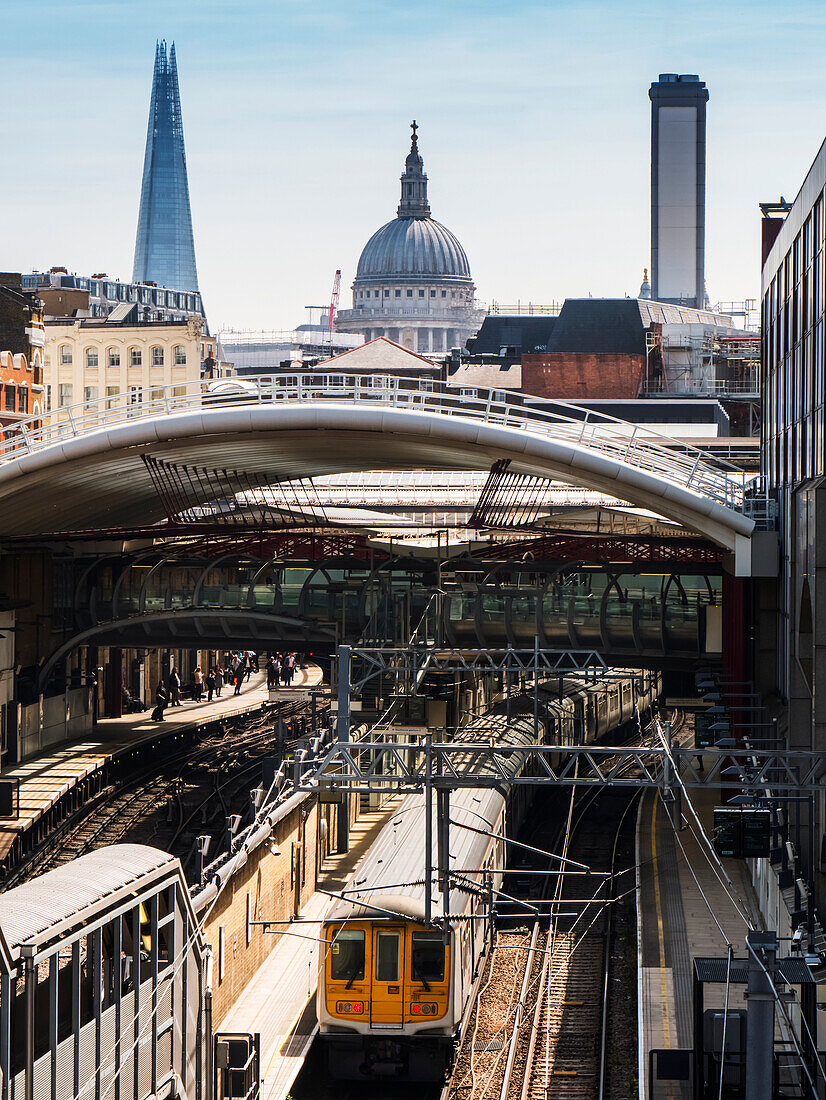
[132,41,199,293]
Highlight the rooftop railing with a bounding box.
[2,373,748,511]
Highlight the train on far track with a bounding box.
[316,668,660,1081]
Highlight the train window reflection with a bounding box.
[375,930,400,981]
[330,930,365,982]
[411,931,445,983]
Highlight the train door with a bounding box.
[370,925,404,1027]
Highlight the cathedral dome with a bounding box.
[356,216,471,282]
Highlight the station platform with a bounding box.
[220,797,403,1100]
[0,667,324,867]
[637,781,765,1098]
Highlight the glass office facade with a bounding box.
[761,136,826,721]
[132,41,199,293]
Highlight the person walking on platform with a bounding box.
[193,666,203,702]
[215,667,224,697]
[233,661,244,696]
[206,669,216,702]
[152,681,169,722]
[244,652,254,681]
[168,667,182,706]
[286,652,296,686]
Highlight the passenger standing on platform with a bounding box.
[168,667,182,706]
[244,653,253,681]
[206,669,216,702]
[266,656,277,689]
[152,681,168,722]
[280,653,289,687]
[193,666,203,702]
[215,667,224,697]
[286,652,296,686]
[234,659,244,696]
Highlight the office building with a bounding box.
[43,313,213,416]
[761,140,826,758]
[133,41,199,292]
[649,74,709,308]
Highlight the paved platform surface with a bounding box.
[0,667,324,860]
[637,781,765,1099]
[220,797,403,1100]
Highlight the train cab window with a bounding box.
[411,931,445,983]
[375,930,401,982]
[330,930,365,982]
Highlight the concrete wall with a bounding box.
[521,352,645,399]
[18,686,93,759]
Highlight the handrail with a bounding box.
[0,373,747,510]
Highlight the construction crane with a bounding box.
[327,269,341,340]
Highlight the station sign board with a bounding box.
[713,807,771,859]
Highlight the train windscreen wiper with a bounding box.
[345,959,362,990]
[412,959,431,992]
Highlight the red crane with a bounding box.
[328,269,341,335]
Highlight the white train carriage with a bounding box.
[317,718,536,1081]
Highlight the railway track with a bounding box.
[446,705,678,1100]
[5,695,328,886]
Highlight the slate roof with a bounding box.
[545,299,647,355]
[469,315,557,355]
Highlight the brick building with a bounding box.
[521,299,650,400]
[0,274,45,431]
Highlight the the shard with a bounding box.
[132,41,199,292]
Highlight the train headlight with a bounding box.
[335,1001,364,1014]
[411,1003,438,1016]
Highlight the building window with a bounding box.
[151,346,164,367]
[58,383,73,407]
[85,347,99,369]
[106,386,119,408]
[418,289,425,298]
[174,345,186,366]
[384,289,390,297]
[442,291,447,298]
[107,347,120,368]
[84,386,98,404]
[395,290,401,298]
[19,388,28,414]
[59,345,72,366]
[374,290,379,298]
[4,384,14,412]
[430,290,436,298]
[130,348,142,367]
[45,385,51,411]
[407,290,413,297]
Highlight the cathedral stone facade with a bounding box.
[335,124,485,354]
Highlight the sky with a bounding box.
[2,0,826,332]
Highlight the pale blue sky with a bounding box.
[2,0,825,329]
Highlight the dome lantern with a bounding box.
[397,120,431,219]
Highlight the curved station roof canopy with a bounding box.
[0,398,753,567]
